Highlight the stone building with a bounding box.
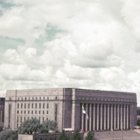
[4,88,137,131]
[0,97,5,131]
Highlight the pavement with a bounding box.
[94,130,140,140]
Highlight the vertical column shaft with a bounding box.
[97,104,99,131]
[104,104,106,130]
[93,104,95,130]
[120,104,123,130]
[85,104,88,131]
[81,103,84,131]
[89,104,92,131]
[107,104,110,130]
[100,104,103,130]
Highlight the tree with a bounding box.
[39,120,57,133]
[73,130,82,140]
[0,129,18,140]
[18,118,41,134]
[18,118,57,134]
[85,131,95,140]
[59,130,69,140]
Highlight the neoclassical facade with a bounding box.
[4,88,137,131]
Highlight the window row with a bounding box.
[17,103,49,109]
[17,110,49,114]
[15,96,58,101]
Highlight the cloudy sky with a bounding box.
[0,0,140,104]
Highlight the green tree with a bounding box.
[85,131,95,140]
[39,120,57,133]
[73,130,82,140]
[59,130,69,140]
[0,129,18,140]
[18,118,57,134]
[18,118,41,134]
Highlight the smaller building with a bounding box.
[0,98,5,131]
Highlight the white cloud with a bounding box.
[0,0,140,104]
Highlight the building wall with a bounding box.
[73,89,137,131]
[4,88,64,130]
[4,88,137,131]
[0,98,5,130]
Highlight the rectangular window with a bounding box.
[24,103,26,109]
[47,103,49,109]
[28,103,30,108]
[17,103,19,108]
[32,103,34,108]
[21,103,23,108]
[39,103,41,108]
[43,103,45,108]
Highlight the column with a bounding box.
[117,104,120,130]
[100,104,103,130]
[107,104,110,130]
[126,104,129,129]
[113,104,116,130]
[120,104,123,130]
[124,104,126,130]
[104,104,106,130]
[111,105,113,130]
[93,104,95,130]
[81,103,84,131]
[85,104,88,131]
[96,104,99,131]
[89,104,92,131]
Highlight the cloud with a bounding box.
[0,0,140,104]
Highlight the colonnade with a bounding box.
[80,103,130,131]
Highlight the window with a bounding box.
[20,117,22,123]
[32,103,34,108]
[17,103,19,108]
[21,103,23,108]
[43,103,45,108]
[47,103,49,108]
[28,103,30,108]
[24,103,26,109]
[17,117,19,122]
[39,103,41,108]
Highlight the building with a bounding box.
[137,107,140,120]
[4,88,137,131]
[0,98,5,131]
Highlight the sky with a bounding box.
[0,0,140,105]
